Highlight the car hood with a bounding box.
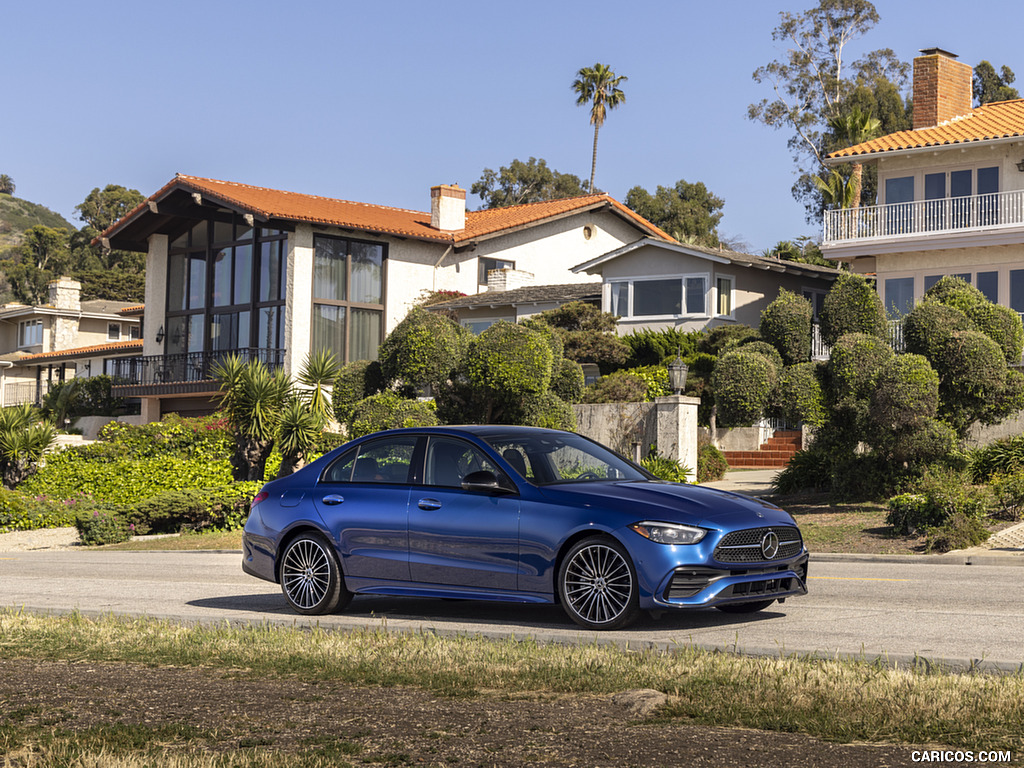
[537,480,795,531]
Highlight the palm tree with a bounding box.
[827,107,881,209]
[572,63,627,193]
[0,404,56,488]
[0,175,14,195]
[812,170,857,210]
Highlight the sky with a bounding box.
[3,0,1023,254]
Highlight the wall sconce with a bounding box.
[1016,159,1024,172]
[155,325,165,344]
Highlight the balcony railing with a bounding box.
[823,189,1024,245]
[108,348,285,387]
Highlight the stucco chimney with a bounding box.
[48,276,81,311]
[913,48,974,129]
[430,184,466,231]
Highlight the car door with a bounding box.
[313,435,420,583]
[408,436,521,590]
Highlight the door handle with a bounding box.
[321,494,345,505]
[418,498,442,510]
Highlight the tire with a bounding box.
[715,599,775,614]
[559,536,640,630]
[279,532,351,615]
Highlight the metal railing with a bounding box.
[808,320,903,358]
[3,380,52,407]
[107,348,286,386]
[823,189,1024,244]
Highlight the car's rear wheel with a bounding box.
[559,537,639,630]
[715,599,775,614]
[280,532,351,615]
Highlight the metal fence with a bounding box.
[106,348,286,386]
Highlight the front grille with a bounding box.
[724,577,793,598]
[713,526,803,563]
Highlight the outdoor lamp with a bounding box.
[667,354,688,395]
[155,325,165,344]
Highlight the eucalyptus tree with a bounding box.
[572,63,627,193]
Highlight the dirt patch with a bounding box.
[0,658,926,766]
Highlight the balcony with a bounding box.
[109,348,285,397]
[822,189,1024,249]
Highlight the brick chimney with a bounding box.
[430,184,466,231]
[913,48,974,129]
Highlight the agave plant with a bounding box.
[276,397,324,478]
[296,349,341,427]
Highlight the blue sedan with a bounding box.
[242,426,808,630]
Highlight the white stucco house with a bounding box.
[821,47,1024,322]
[97,174,674,420]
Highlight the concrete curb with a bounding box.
[812,551,1024,566]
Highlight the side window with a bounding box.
[425,437,505,488]
[488,441,537,481]
[322,437,418,484]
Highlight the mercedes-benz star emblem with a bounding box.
[760,531,780,559]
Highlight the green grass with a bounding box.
[1,610,1023,759]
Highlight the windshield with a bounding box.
[482,432,649,485]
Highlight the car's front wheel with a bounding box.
[715,599,775,614]
[280,532,351,615]
[559,536,639,630]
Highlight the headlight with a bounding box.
[629,521,706,545]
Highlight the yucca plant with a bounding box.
[277,397,324,478]
[297,349,341,426]
[0,404,57,488]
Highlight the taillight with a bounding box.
[251,490,269,508]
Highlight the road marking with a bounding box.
[810,576,911,582]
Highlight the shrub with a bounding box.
[465,321,553,398]
[581,372,648,403]
[736,340,783,373]
[18,453,233,505]
[125,482,263,535]
[621,328,702,368]
[75,508,132,546]
[970,435,1024,482]
[91,414,232,460]
[820,273,888,347]
[378,307,468,391]
[0,490,84,533]
[640,450,691,483]
[697,325,759,356]
[628,365,671,400]
[902,299,975,361]
[333,359,385,424]
[885,493,934,536]
[550,358,585,404]
[347,391,438,439]
[711,350,777,428]
[923,512,991,553]
[772,448,832,495]
[509,391,577,431]
[988,471,1024,521]
[932,329,1008,435]
[775,362,825,427]
[697,441,728,483]
[759,289,812,365]
[827,333,894,409]
[887,466,991,535]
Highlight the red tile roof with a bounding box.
[102,175,675,245]
[828,99,1024,161]
[18,339,143,363]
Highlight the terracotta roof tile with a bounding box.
[18,339,143,363]
[828,99,1024,160]
[102,175,675,245]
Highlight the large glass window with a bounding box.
[312,235,385,363]
[609,276,709,319]
[634,279,681,316]
[977,271,999,304]
[18,319,42,347]
[166,216,287,361]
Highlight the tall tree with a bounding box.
[572,63,627,193]
[471,158,588,209]
[72,184,146,274]
[825,106,880,209]
[0,175,14,195]
[624,179,724,247]
[748,0,908,221]
[974,61,1019,105]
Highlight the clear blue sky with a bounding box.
[3,1,1021,253]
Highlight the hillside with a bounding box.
[0,193,77,252]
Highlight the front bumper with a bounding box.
[648,554,809,609]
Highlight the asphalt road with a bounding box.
[2,550,1022,671]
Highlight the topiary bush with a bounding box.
[347,391,439,439]
[820,273,888,346]
[759,289,812,365]
[711,350,778,428]
[774,362,825,427]
[827,332,895,409]
[697,324,759,356]
[333,359,385,424]
[465,321,553,399]
[378,307,468,392]
[902,299,975,361]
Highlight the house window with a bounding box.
[608,275,709,319]
[715,276,733,317]
[802,288,827,320]
[312,234,385,363]
[1010,270,1024,317]
[479,258,514,286]
[884,277,915,319]
[18,319,42,347]
[129,324,141,340]
[107,323,121,341]
[166,217,287,357]
[977,271,999,304]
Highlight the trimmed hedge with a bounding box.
[759,289,812,365]
[820,273,887,346]
[711,350,778,428]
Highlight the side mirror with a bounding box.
[461,470,516,494]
